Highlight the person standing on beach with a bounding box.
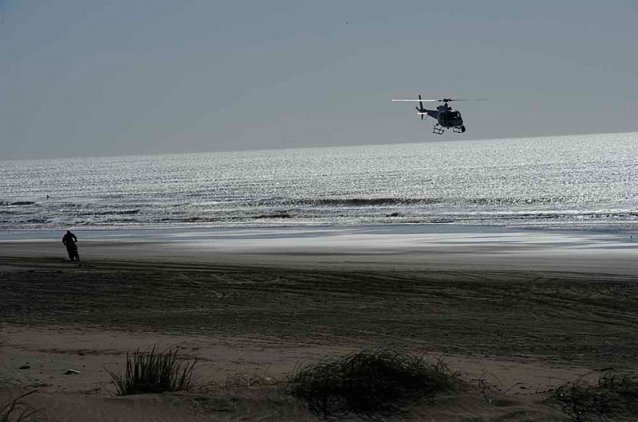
[62,230,80,262]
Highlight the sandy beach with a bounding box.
[1,226,638,421]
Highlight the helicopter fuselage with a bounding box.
[425,105,464,128]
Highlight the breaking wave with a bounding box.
[283,196,570,207]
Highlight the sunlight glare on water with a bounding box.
[1,133,638,232]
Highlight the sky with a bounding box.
[1,1,637,159]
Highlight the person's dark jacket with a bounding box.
[62,231,77,247]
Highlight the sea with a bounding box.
[2,132,638,234]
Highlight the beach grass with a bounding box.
[287,348,459,419]
[106,347,196,396]
[550,373,638,421]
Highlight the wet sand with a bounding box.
[1,226,637,421]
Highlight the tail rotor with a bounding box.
[417,94,425,120]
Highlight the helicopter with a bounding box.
[392,95,485,134]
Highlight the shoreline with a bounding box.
[2,222,638,238]
[1,224,638,274]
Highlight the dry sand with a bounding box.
[1,227,637,421]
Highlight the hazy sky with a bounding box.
[1,1,637,159]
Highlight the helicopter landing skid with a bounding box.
[453,126,465,133]
[432,124,445,135]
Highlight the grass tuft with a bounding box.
[1,391,39,422]
[106,346,196,396]
[550,373,638,421]
[287,348,459,419]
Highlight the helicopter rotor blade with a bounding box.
[392,99,439,102]
[446,98,488,102]
[393,98,487,102]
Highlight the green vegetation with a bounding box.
[107,347,196,396]
[550,373,638,421]
[287,348,459,419]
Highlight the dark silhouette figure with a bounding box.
[62,230,80,262]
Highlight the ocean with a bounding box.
[2,132,638,233]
